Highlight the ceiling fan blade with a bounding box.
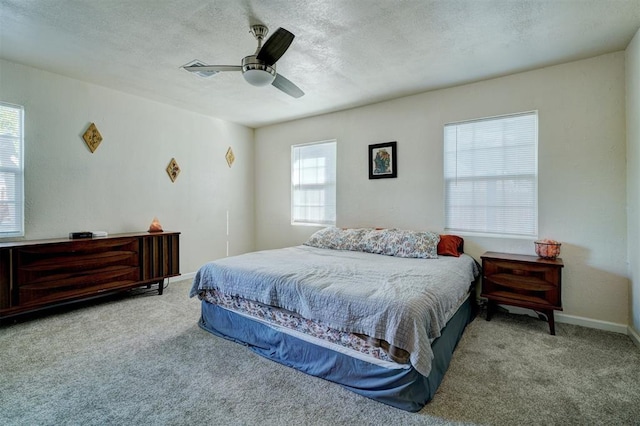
[256,27,294,66]
[183,64,242,74]
[272,73,304,98]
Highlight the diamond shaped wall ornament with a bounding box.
[82,122,103,153]
[166,158,181,182]
[225,147,235,167]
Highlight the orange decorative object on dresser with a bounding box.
[148,217,163,232]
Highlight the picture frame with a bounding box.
[368,141,397,179]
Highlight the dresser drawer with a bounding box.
[15,238,140,306]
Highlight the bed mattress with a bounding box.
[201,287,469,366]
[197,295,475,412]
[191,245,479,377]
[191,241,479,411]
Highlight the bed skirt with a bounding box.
[198,296,474,412]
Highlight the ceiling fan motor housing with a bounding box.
[242,55,276,86]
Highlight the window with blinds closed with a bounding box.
[444,111,538,238]
[0,102,24,238]
[291,140,336,226]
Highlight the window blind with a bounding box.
[444,111,538,237]
[291,140,336,226]
[0,102,24,238]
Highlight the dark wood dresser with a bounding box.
[481,251,563,335]
[0,231,180,321]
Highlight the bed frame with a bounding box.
[197,291,476,412]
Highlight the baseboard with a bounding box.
[501,305,628,334]
[169,271,196,282]
[629,326,640,349]
[555,313,628,335]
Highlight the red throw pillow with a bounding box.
[438,235,464,257]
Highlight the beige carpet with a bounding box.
[425,307,640,425]
[1,278,638,425]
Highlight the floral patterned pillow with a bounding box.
[360,228,394,255]
[305,227,369,251]
[391,229,440,258]
[306,227,440,259]
[339,228,368,251]
[361,228,439,258]
[304,226,343,249]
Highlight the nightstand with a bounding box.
[481,251,563,335]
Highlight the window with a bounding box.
[291,140,336,226]
[444,111,538,238]
[0,102,24,238]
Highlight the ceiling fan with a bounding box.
[183,24,304,98]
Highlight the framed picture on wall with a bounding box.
[368,141,397,179]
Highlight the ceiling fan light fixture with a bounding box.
[241,55,276,86]
[243,69,276,86]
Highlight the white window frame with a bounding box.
[444,111,538,238]
[291,140,337,226]
[0,102,24,238]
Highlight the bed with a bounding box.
[190,227,480,412]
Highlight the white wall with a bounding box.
[626,28,640,338]
[255,53,629,326]
[0,59,255,275]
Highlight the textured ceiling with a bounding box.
[1,0,639,128]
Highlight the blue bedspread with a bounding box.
[190,245,479,376]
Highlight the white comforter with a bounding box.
[190,245,479,376]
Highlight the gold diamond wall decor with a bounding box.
[82,122,103,153]
[166,158,181,182]
[225,147,235,167]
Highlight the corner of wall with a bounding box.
[626,27,640,335]
[629,325,640,350]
